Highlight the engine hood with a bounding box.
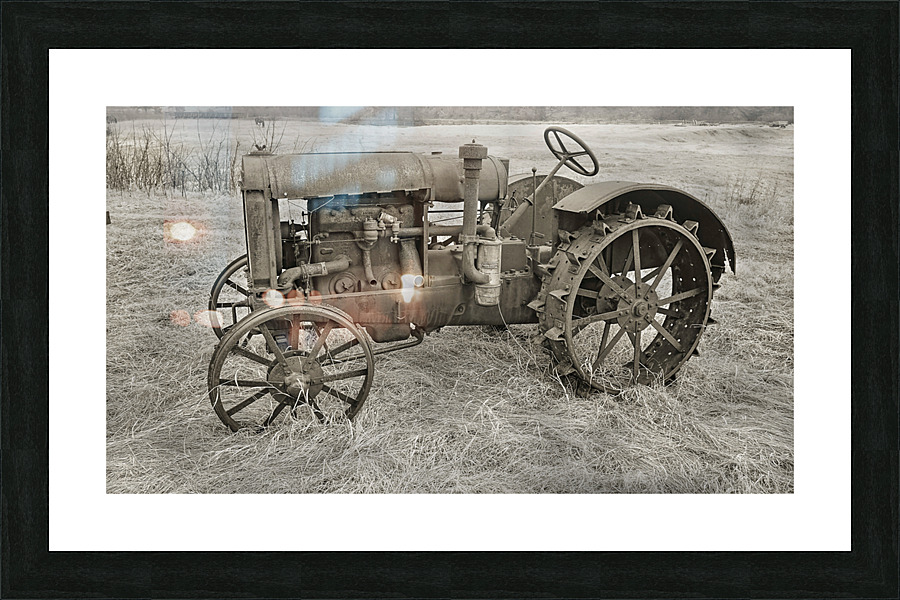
[242,151,508,202]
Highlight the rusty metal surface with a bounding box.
[313,275,541,332]
[555,181,683,213]
[458,141,494,288]
[242,190,279,288]
[536,209,714,392]
[500,238,528,272]
[502,173,583,242]
[246,152,507,202]
[553,181,736,277]
[309,199,415,297]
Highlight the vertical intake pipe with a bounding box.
[459,141,490,285]
[459,141,501,306]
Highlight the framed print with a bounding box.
[3,1,897,598]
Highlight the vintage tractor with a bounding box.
[207,127,735,431]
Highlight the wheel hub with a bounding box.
[632,301,649,317]
[269,355,324,400]
[616,282,659,332]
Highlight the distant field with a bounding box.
[106,119,793,493]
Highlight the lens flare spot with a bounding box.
[263,289,285,308]
[170,309,191,327]
[193,310,217,328]
[165,220,201,242]
[400,274,423,303]
[170,221,197,241]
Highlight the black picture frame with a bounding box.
[2,1,896,598]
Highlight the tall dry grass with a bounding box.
[106,121,794,494]
[105,118,308,194]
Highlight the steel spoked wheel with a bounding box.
[209,255,251,339]
[539,209,713,392]
[208,304,375,431]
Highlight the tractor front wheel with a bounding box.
[208,303,375,431]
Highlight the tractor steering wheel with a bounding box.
[543,126,599,177]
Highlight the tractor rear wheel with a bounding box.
[208,303,375,431]
[536,205,715,392]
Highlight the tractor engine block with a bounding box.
[305,193,421,297]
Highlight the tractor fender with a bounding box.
[552,181,736,277]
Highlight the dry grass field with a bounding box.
[106,118,793,494]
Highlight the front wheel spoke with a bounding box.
[322,384,358,406]
[320,354,367,367]
[649,319,683,352]
[231,345,271,366]
[594,326,627,367]
[226,388,270,416]
[238,332,256,348]
[315,367,369,385]
[272,390,301,408]
[319,338,359,362]
[225,279,250,296]
[289,316,301,351]
[650,239,684,293]
[308,321,334,359]
[659,287,705,306]
[218,378,272,388]
[258,323,288,367]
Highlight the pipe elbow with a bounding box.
[475,225,497,240]
[462,243,490,284]
[278,256,351,287]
